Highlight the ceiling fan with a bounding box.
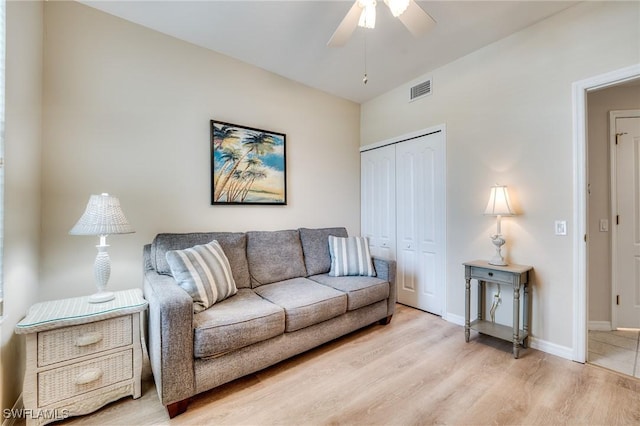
[328,0,436,47]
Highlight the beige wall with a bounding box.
[361,2,640,350]
[39,1,361,302]
[2,0,43,412]
[3,0,638,410]
[587,84,640,324]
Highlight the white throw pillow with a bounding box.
[166,240,238,313]
[328,236,376,277]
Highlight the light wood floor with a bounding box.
[52,305,639,425]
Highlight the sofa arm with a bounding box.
[373,257,396,317]
[143,252,195,406]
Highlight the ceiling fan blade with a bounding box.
[397,0,436,38]
[327,1,362,47]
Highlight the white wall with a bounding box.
[587,84,640,324]
[2,0,43,412]
[361,2,640,352]
[40,1,361,302]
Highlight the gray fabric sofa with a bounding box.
[143,227,396,417]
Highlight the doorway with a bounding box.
[587,102,640,377]
[610,111,640,330]
[573,65,640,374]
[587,110,640,378]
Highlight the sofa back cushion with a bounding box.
[151,232,251,288]
[299,227,348,276]
[246,230,307,287]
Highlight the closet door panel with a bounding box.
[396,132,445,315]
[377,154,396,259]
[397,148,419,306]
[360,146,396,260]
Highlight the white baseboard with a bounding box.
[528,337,574,361]
[444,314,574,361]
[2,394,23,426]
[588,321,612,331]
[444,312,464,326]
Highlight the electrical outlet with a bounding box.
[555,220,567,236]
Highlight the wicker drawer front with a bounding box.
[38,349,133,407]
[38,315,133,367]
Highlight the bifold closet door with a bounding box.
[361,145,396,260]
[395,132,445,315]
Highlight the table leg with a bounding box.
[513,284,520,358]
[478,280,484,321]
[523,283,529,349]
[465,278,471,342]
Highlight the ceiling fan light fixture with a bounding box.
[357,0,376,29]
[327,0,436,47]
[384,0,410,17]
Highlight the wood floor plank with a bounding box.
[41,304,639,426]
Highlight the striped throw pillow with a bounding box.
[328,236,376,277]
[166,240,238,313]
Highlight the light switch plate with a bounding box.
[555,220,567,236]
[599,219,609,232]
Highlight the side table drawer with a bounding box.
[470,267,512,284]
[38,315,133,366]
[38,349,133,407]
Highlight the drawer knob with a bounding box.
[488,272,494,277]
[75,368,103,385]
[75,332,103,347]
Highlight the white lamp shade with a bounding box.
[484,185,515,216]
[69,193,135,236]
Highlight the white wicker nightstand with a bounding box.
[15,289,148,426]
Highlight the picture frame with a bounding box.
[211,120,287,205]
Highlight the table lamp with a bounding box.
[484,184,515,266]
[70,193,135,303]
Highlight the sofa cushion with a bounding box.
[254,278,347,332]
[299,227,348,276]
[246,230,307,287]
[309,274,389,311]
[152,232,251,288]
[328,236,376,277]
[193,289,285,358]
[166,240,238,313]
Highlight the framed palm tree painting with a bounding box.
[211,120,287,205]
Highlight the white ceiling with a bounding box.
[80,1,579,103]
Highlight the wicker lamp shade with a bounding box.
[70,193,135,236]
[70,193,134,303]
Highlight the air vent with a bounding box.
[410,78,432,101]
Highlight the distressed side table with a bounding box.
[463,260,533,358]
[15,289,148,426]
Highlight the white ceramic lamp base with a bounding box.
[89,240,115,304]
[489,234,507,266]
[88,291,115,303]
